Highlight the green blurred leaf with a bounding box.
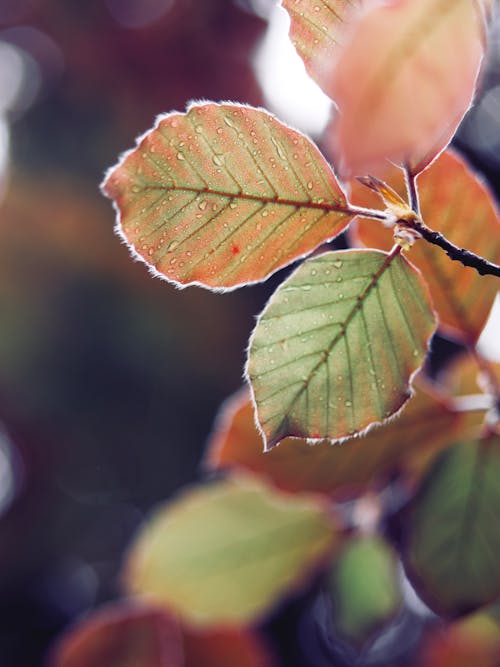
[102,102,352,290]
[405,435,500,616]
[330,535,402,646]
[247,249,436,448]
[124,475,338,625]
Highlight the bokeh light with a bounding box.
[253,4,332,137]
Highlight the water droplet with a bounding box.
[195,125,203,134]
[262,210,268,217]
[131,185,141,193]
[212,154,225,166]
[333,260,343,269]
[311,269,317,276]
[413,349,419,357]
[177,152,185,161]
[198,200,207,211]
[345,400,352,407]
[307,181,314,190]
[167,240,178,252]
[301,285,311,292]
[229,201,237,209]
[336,276,342,283]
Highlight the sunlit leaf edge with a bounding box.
[101,100,353,293]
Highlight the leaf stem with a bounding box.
[345,204,389,222]
[451,394,494,413]
[403,164,421,216]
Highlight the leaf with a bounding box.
[183,628,275,667]
[418,613,500,667]
[282,0,362,86]
[246,248,436,449]
[102,102,352,290]
[205,383,462,499]
[405,435,500,617]
[324,0,484,176]
[124,475,338,625]
[353,151,500,342]
[49,602,183,667]
[329,535,402,647]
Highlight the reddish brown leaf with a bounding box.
[204,382,461,499]
[418,614,500,667]
[102,102,352,290]
[49,602,183,667]
[183,627,275,667]
[352,150,500,342]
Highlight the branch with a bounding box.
[403,164,421,216]
[400,165,500,278]
[409,218,500,278]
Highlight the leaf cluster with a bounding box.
[52,2,500,666]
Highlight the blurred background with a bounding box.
[0,1,499,665]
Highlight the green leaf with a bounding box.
[102,102,352,290]
[405,435,500,617]
[329,535,402,646]
[124,475,338,625]
[247,249,436,449]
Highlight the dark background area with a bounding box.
[0,1,498,665]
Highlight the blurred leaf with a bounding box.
[124,475,338,625]
[183,627,275,667]
[205,382,462,499]
[418,612,500,667]
[50,602,182,667]
[329,535,402,647]
[282,0,361,87]
[405,435,500,617]
[324,0,484,176]
[247,249,436,448]
[353,151,500,342]
[103,102,352,290]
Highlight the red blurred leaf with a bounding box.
[205,381,461,499]
[324,0,484,176]
[50,602,182,667]
[183,627,275,667]
[103,102,352,290]
[352,150,500,342]
[419,614,500,667]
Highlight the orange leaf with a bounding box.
[204,382,461,499]
[324,0,484,177]
[102,102,352,290]
[49,602,182,667]
[352,150,500,342]
[418,614,500,667]
[183,627,275,667]
[282,0,363,88]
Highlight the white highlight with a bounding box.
[253,5,332,138]
[477,292,500,361]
